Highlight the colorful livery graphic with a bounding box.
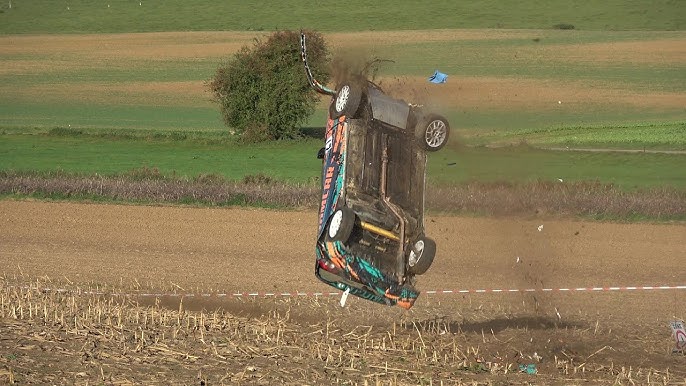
[302,33,451,309]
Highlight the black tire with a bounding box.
[327,207,356,242]
[407,237,436,275]
[330,82,363,119]
[415,114,450,152]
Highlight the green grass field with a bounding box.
[0,1,685,193]
[1,0,684,34]
[2,131,685,189]
[466,121,686,149]
[2,29,684,134]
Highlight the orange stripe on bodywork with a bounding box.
[385,290,414,309]
[384,289,400,301]
[332,118,345,153]
[325,117,335,137]
[325,242,345,269]
[396,300,413,310]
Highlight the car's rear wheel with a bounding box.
[327,208,356,242]
[407,237,436,275]
[415,114,450,151]
[330,82,363,119]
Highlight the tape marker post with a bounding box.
[671,320,686,352]
[16,284,686,299]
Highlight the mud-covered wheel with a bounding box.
[407,237,436,275]
[415,114,450,151]
[330,82,363,119]
[327,207,356,242]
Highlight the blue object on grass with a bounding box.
[428,70,448,83]
[519,364,537,374]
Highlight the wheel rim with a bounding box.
[425,120,447,148]
[328,210,343,239]
[335,85,350,113]
[408,240,425,267]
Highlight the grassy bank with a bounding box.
[465,121,686,150]
[2,129,686,189]
[2,171,684,221]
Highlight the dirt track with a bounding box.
[2,200,684,293]
[1,200,686,383]
[1,200,684,325]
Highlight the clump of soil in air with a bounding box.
[328,47,444,115]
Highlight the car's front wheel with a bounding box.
[407,237,436,275]
[415,114,450,151]
[327,207,356,242]
[330,82,363,119]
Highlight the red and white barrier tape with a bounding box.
[424,285,686,294]
[16,285,686,298]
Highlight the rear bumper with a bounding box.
[315,240,419,309]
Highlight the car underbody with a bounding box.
[342,118,426,279]
[302,33,449,308]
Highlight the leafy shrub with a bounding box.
[209,30,330,141]
[241,122,271,144]
[242,173,274,185]
[553,23,575,30]
[2,172,684,220]
[123,166,165,181]
[48,127,84,136]
[193,173,226,184]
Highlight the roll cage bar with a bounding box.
[300,33,336,96]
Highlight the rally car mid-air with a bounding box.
[301,33,451,309]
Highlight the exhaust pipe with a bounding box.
[380,134,406,282]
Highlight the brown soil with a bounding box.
[540,39,686,65]
[16,81,213,107]
[0,32,262,59]
[1,200,684,384]
[0,30,540,59]
[10,75,686,111]
[377,76,686,111]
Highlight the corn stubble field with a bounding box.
[1,201,684,385]
[1,277,683,385]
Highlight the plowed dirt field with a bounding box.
[1,200,684,385]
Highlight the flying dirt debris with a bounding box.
[301,33,451,309]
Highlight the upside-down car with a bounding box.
[301,34,451,309]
